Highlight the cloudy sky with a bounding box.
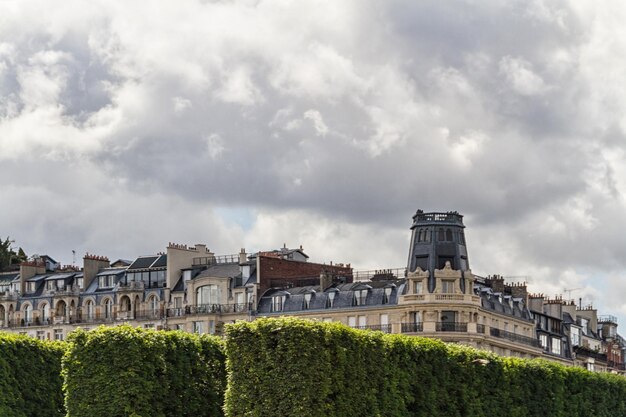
[2,0,626,320]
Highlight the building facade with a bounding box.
[0,210,624,373]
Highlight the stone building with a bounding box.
[0,210,624,373]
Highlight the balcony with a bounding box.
[0,291,18,301]
[489,328,540,348]
[117,281,145,291]
[350,324,392,333]
[167,303,253,317]
[574,346,608,362]
[436,322,468,332]
[401,322,424,333]
[401,293,481,305]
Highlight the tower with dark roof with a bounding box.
[406,210,470,292]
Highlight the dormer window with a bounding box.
[27,282,36,293]
[303,292,313,309]
[353,288,369,306]
[327,290,337,308]
[383,285,395,304]
[414,280,423,294]
[272,294,287,312]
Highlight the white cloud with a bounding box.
[499,56,548,96]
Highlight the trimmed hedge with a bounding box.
[0,333,66,417]
[224,317,626,417]
[62,326,226,417]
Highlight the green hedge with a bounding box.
[0,333,66,417]
[62,325,226,417]
[224,317,626,417]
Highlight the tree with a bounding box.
[0,237,27,271]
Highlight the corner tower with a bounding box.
[407,210,470,292]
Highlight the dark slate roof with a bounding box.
[257,280,403,314]
[128,256,159,270]
[172,277,185,292]
[476,286,533,321]
[562,312,576,325]
[26,274,48,282]
[0,273,18,283]
[44,273,76,281]
[195,264,241,279]
[151,254,167,268]
[96,268,127,277]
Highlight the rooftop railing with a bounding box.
[166,303,253,317]
[192,254,241,266]
[598,315,618,324]
[490,328,540,348]
[401,322,424,333]
[352,268,407,282]
[436,322,468,332]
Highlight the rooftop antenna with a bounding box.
[72,250,76,265]
[564,287,582,301]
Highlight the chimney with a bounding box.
[320,270,333,291]
[239,248,247,264]
[83,254,110,290]
[510,282,528,303]
[19,260,46,293]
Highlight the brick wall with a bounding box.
[258,256,352,293]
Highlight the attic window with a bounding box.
[272,295,287,312]
[383,286,394,304]
[327,290,337,308]
[353,289,368,306]
[303,292,313,309]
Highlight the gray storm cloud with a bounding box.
[2,0,626,317]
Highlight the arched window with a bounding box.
[438,228,445,241]
[149,296,158,313]
[196,285,220,306]
[85,300,94,319]
[104,299,113,319]
[417,229,423,242]
[446,229,453,241]
[23,304,32,323]
[41,303,50,322]
[424,229,430,242]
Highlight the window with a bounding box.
[149,296,158,313]
[193,321,204,334]
[415,255,429,271]
[36,331,45,341]
[380,314,389,327]
[323,318,332,323]
[383,287,393,304]
[327,291,336,308]
[551,337,561,355]
[414,280,423,294]
[27,282,36,293]
[174,297,182,309]
[580,318,589,335]
[441,280,455,294]
[414,311,422,324]
[76,277,84,289]
[143,324,155,329]
[23,304,32,323]
[209,320,216,335]
[42,303,50,322]
[85,301,94,319]
[57,280,65,290]
[353,289,368,306]
[104,299,112,319]
[99,276,115,288]
[539,334,548,349]
[438,228,445,241]
[446,229,453,241]
[196,285,221,306]
[54,329,64,341]
[358,316,367,328]
[272,295,286,312]
[348,316,356,327]
[303,292,313,309]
